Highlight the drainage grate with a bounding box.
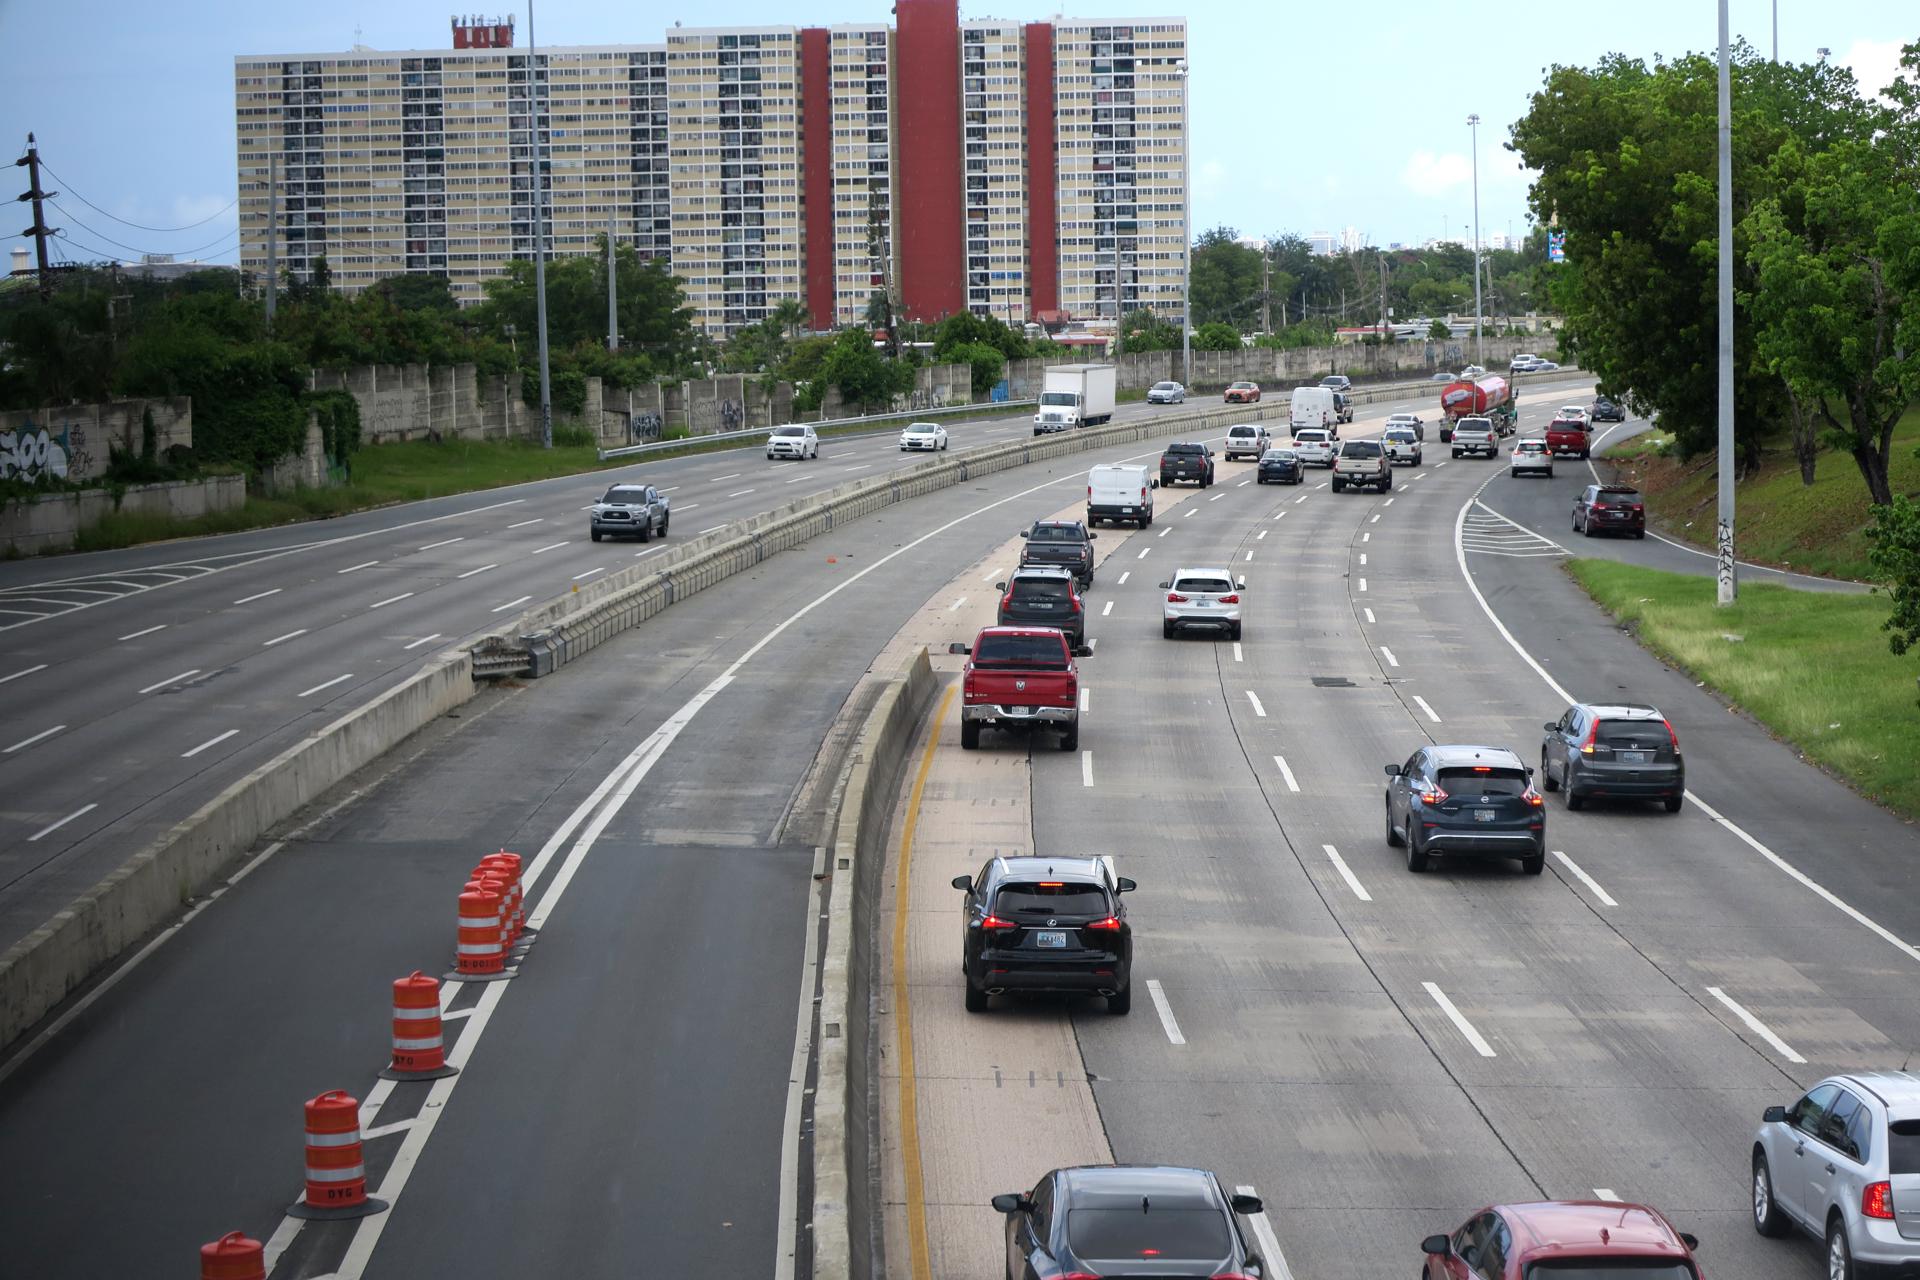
[1311,675,1357,688]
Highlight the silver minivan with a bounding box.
[1752,1070,1920,1279]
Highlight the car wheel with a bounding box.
[1106,985,1131,1015]
[1545,468,1554,478]
[1511,468,1520,478]
[1664,794,1685,814]
[1163,620,1175,639]
[1142,513,1153,527]
[1522,847,1545,876]
[1452,449,1462,458]
[1331,478,1344,493]
[1752,1151,1791,1237]
[1229,622,1241,641]
[590,528,603,542]
[658,515,669,537]
[964,982,989,1013]
[1828,1216,1855,1280]
[1382,474,1393,491]
[638,519,652,543]
[961,721,981,750]
[1059,723,1079,752]
[1581,515,1596,538]
[1633,529,1646,539]
[1542,753,1559,791]
[1386,800,1405,847]
[1407,828,1432,873]
[1565,784,1586,811]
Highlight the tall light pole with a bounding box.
[1716,0,1737,603]
[1177,57,1192,387]
[528,0,554,448]
[1772,0,1778,61]
[1467,113,1484,369]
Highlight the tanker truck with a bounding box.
[1438,374,1517,442]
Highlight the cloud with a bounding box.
[1839,38,1913,104]
[1401,150,1473,198]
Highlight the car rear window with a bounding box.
[1386,430,1414,441]
[1437,766,1529,795]
[973,635,1069,667]
[1341,441,1382,458]
[1601,487,1641,499]
[1296,431,1327,442]
[1175,577,1233,593]
[1596,719,1667,747]
[1029,526,1081,543]
[1263,449,1297,460]
[1890,1119,1920,1174]
[1010,578,1071,602]
[1524,1265,1696,1279]
[1166,443,1204,455]
[1516,441,1547,453]
[1230,426,1260,436]
[992,882,1110,916]
[1066,1207,1231,1260]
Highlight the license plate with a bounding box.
[1195,600,1210,607]
[1035,931,1067,949]
[1474,809,1497,822]
[1009,706,1032,715]
[1617,750,1650,763]
[1120,507,1134,514]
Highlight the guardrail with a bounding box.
[596,397,1039,462]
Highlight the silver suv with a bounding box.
[1450,416,1499,459]
[1752,1070,1920,1279]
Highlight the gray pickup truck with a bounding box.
[1331,439,1393,493]
[1450,416,1500,459]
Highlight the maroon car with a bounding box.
[1422,1200,1702,1279]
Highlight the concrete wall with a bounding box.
[307,363,527,444]
[0,474,246,555]
[253,418,335,496]
[0,398,193,483]
[1118,335,1545,392]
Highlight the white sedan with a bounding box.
[1510,437,1554,478]
[899,421,949,452]
[1146,381,1187,404]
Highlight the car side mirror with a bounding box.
[1018,530,1029,538]
[1116,876,1137,893]
[947,643,971,655]
[951,875,973,891]
[1150,477,1160,488]
[1384,764,1402,777]
[1236,576,1247,591]
[994,582,1006,591]
[1158,581,1170,590]
[1544,722,1558,733]
[1088,531,1098,539]
[1678,1233,1699,1250]
[1073,644,1094,658]
[1229,1193,1263,1216]
[1763,1104,1787,1123]
[991,1193,1031,1215]
[1421,1234,1451,1256]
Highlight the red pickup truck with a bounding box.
[950,626,1087,751]
[1546,416,1592,458]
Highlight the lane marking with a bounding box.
[982,568,1002,583]
[1080,687,1090,714]
[1706,986,1807,1064]
[712,472,741,482]
[1238,478,1251,487]
[402,634,443,651]
[1412,695,1441,722]
[1380,646,1400,668]
[118,625,167,641]
[1257,530,1268,540]
[775,842,830,1280]
[658,486,679,493]
[1183,507,1198,518]
[1236,1185,1300,1280]
[947,597,968,612]
[1273,755,1300,792]
[338,560,378,574]
[842,464,872,473]
[532,542,569,555]
[1370,514,1382,524]
[0,663,47,685]
[572,567,606,581]
[368,592,414,609]
[490,595,532,613]
[698,525,727,535]
[1358,577,1368,592]
[1362,531,1371,542]
[1146,979,1186,1045]
[1595,1188,1623,1202]
[1294,495,1308,504]
[506,518,544,529]
[1246,691,1267,718]
[728,489,755,498]
[233,588,282,604]
[298,673,354,699]
[1321,844,1373,902]
[263,629,306,647]
[181,729,239,758]
[361,1119,414,1142]
[1081,749,1095,787]
[456,563,497,579]
[1117,572,1129,586]
[1415,472,1429,480]
[418,537,464,551]
[1359,553,1368,566]
[1553,850,1618,907]
[1423,981,1497,1057]
[1209,492,1225,502]
[5,724,66,754]
[1233,642,1243,662]
[1102,600,1113,617]
[784,475,808,484]
[1383,497,1395,507]
[1244,550,1254,561]
[137,669,200,695]
[1137,547,1151,559]
[1158,526,1172,538]
[27,803,97,842]
[1363,608,1376,623]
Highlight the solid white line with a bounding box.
[1363,608,1376,623]
[233,588,282,604]
[1081,750,1095,787]
[491,595,532,613]
[138,669,200,695]
[263,629,307,646]
[1358,577,1368,592]
[1117,572,1129,586]
[418,537,464,551]
[572,567,606,581]
[774,844,830,1280]
[1246,690,1267,717]
[1137,547,1151,559]
[118,624,167,640]
[1553,851,1618,907]
[1102,600,1113,617]
[532,541,569,554]
[1594,1188,1623,1202]
[402,633,443,651]
[698,525,727,535]
[947,597,968,611]
[298,673,354,698]
[27,803,97,842]
[1233,642,1243,662]
[1235,1187,1300,1280]
[1412,695,1441,722]
[0,663,46,685]
[506,517,544,529]
[360,1119,415,1142]
[1273,755,1300,793]
[338,560,378,574]
[456,563,497,579]
[1423,981,1497,1057]
[1146,979,1186,1046]
[369,592,414,609]
[1380,646,1399,668]
[181,728,239,758]
[1706,986,1807,1064]
[5,724,66,754]
[1321,844,1373,902]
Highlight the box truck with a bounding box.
[1033,364,1118,434]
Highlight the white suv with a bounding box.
[1382,427,1422,466]
[767,424,819,460]
[1450,417,1499,459]
[1160,567,1245,641]
[1291,429,1336,468]
[1222,423,1271,461]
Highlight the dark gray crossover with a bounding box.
[1385,745,1546,874]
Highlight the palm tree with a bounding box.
[769,296,809,342]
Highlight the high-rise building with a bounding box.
[235,8,1188,335]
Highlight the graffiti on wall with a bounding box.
[0,423,88,482]
[632,411,664,443]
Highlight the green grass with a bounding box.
[1601,407,1920,581]
[1566,558,1920,818]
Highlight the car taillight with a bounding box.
[1001,593,1015,611]
[1059,1273,1103,1280]
[1211,1273,1259,1280]
[1140,488,1148,502]
[1662,717,1680,751]
[1593,500,1610,510]
[1580,718,1599,755]
[1071,595,1083,613]
[980,914,1018,931]
[1419,787,1449,805]
[1523,787,1545,807]
[1631,502,1644,512]
[1167,592,1189,603]
[1085,916,1122,931]
[1087,485,1093,500]
[1864,1181,1894,1219]
[1218,594,1239,604]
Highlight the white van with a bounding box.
[1289,386,1337,437]
[1087,462,1155,528]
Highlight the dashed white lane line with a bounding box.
[1358,578,1368,592]
[1706,986,1807,1063]
[263,629,307,647]
[1237,478,1251,487]
[1415,472,1429,481]
[1236,1186,1300,1280]
[1380,646,1400,668]
[1412,695,1441,722]
[1257,529,1268,540]
[1383,497,1395,507]
[1437,459,1449,467]
[1321,844,1373,902]
[532,542,569,555]
[1081,750,1095,787]
[419,537,464,551]
[1359,553,1368,565]
[138,669,200,695]
[26,803,97,842]
[1594,1189,1623,1203]
[947,597,968,611]
[1362,531,1371,542]
[456,563,497,579]
[1246,691,1267,717]
[1117,572,1129,586]
[402,633,443,651]
[712,473,742,482]
[572,567,607,582]
[982,567,1002,582]
[1157,526,1172,538]
[1233,642,1244,662]
[1552,851,1618,907]
[1294,495,1307,505]
[369,592,415,609]
[1363,608,1376,623]
[727,489,755,498]
[298,673,354,699]
[1146,979,1186,1046]
[1423,981,1497,1057]
[1183,507,1198,518]
[784,475,808,484]
[339,560,379,574]
[118,624,167,641]
[658,486,679,493]
[842,464,872,472]
[490,595,532,613]
[1102,601,1113,617]
[0,663,47,685]
[675,504,702,513]
[1244,550,1254,562]
[1370,513,1382,524]
[1137,547,1152,560]
[5,724,66,754]
[233,588,282,605]
[507,517,544,529]
[1208,492,1225,502]
[1273,755,1300,792]
[1079,688,1090,714]
[182,728,240,759]
[1315,482,1327,490]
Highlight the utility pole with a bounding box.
[265,153,278,324]
[1771,0,1778,61]
[1467,113,1484,368]
[15,132,57,300]
[1716,0,1738,604]
[606,206,618,351]
[1177,56,1191,387]
[529,0,554,449]
[1261,245,1271,337]
[1378,252,1387,340]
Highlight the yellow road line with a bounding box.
[892,682,955,1280]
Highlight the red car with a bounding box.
[1224,381,1261,404]
[1422,1200,1702,1279]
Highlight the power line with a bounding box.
[38,158,237,233]
[49,215,239,263]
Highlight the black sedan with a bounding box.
[1255,447,1304,484]
[1384,745,1545,874]
[994,1166,1268,1280]
[1541,702,1685,812]
[953,856,1134,1013]
[1592,396,1626,422]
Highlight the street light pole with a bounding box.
[528,0,554,448]
[1467,113,1483,369]
[1177,57,1192,388]
[1716,0,1737,603]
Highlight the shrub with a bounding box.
[551,422,597,448]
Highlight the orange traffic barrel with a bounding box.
[447,881,515,982]
[286,1090,388,1220]
[200,1231,264,1280]
[381,970,458,1081]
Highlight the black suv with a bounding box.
[1573,483,1645,538]
[954,856,1134,1013]
[1018,519,1096,587]
[1541,702,1684,812]
[994,567,1086,647]
[1159,441,1215,488]
[993,1166,1268,1280]
[1592,396,1626,422]
[1384,745,1546,874]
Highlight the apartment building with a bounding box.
[235,7,1187,334]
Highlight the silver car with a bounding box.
[588,482,670,543]
[1509,438,1554,478]
[1160,567,1245,640]
[1450,417,1500,458]
[1146,381,1186,404]
[1752,1070,1920,1279]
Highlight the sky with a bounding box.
[0,0,1911,272]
